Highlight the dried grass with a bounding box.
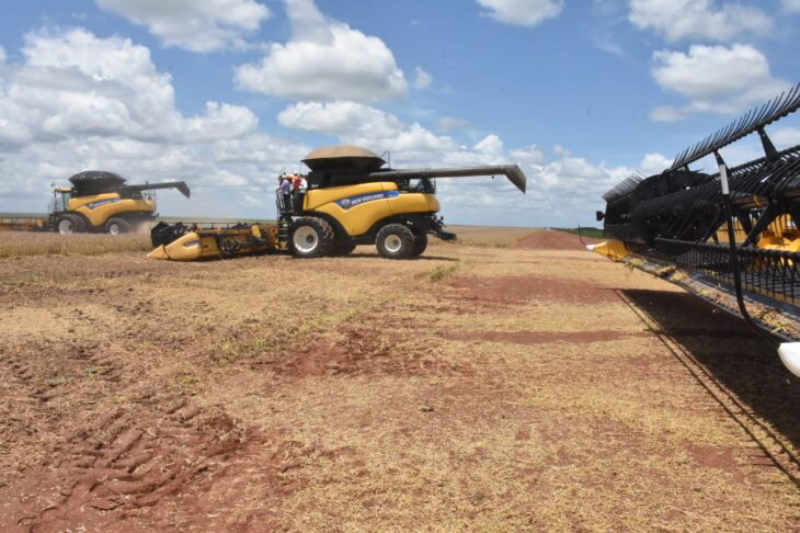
[1,234,797,531]
[447,225,539,248]
[0,231,150,258]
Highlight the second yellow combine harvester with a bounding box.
[149,146,527,261]
[1,171,190,234]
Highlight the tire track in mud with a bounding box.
[10,393,268,533]
[0,350,47,465]
[0,338,117,473]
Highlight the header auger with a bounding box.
[148,145,527,261]
[593,82,800,377]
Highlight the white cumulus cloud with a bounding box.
[474,134,504,156]
[639,153,672,175]
[235,0,407,102]
[476,0,564,27]
[649,44,790,121]
[96,0,270,52]
[0,29,259,145]
[278,101,458,158]
[628,0,772,42]
[279,101,404,138]
[0,28,309,216]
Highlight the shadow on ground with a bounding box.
[346,253,460,262]
[622,289,800,455]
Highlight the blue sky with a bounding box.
[0,0,798,227]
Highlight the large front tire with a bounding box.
[376,224,415,259]
[290,217,334,258]
[56,214,86,235]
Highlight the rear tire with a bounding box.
[105,217,130,235]
[290,217,334,258]
[56,214,85,235]
[411,233,428,257]
[376,224,415,259]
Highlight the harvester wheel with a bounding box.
[411,232,428,257]
[376,224,415,259]
[105,217,130,235]
[56,214,85,235]
[290,217,334,258]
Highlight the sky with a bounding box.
[0,0,799,227]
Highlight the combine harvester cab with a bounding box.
[149,145,527,261]
[593,82,800,377]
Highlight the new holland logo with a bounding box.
[86,198,121,210]
[336,190,399,210]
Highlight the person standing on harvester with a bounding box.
[280,173,292,212]
[292,172,307,212]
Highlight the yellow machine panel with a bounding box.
[305,182,440,237]
[149,231,206,261]
[69,193,156,228]
[591,240,630,262]
[387,191,440,216]
[149,224,284,261]
[305,182,387,210]
[308,183,393,237]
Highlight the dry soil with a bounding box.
[0,229,797,532]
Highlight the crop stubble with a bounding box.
[0,230,797,532]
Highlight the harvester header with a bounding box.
[592,81,800,377]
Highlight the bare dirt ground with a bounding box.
[0,229,797,532]
[514,228,599,251]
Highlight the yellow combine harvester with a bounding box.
[150,145,527,260]
[1,171,190,234]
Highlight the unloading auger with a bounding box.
[593,82,800,377]
[149,145,527,261]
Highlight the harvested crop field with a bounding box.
[0,228,798,532]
